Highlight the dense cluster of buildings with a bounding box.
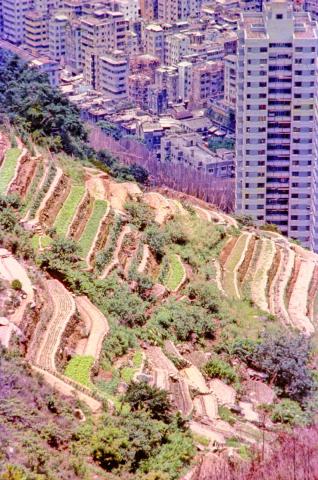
[1,0,318,249]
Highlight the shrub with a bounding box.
[203,358,238,384]
[251,332,313,403]
[144,225,167,259]
[150,299,215,342]
[11,279,22,291]
[271,399,307,426]
[102,326,137,362]
[125,200,154,230]
[124,382,172,423]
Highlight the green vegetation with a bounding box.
[162,254,184,291]
[29,162,57,218]
[218,406,238,426]
[21,160,44,214]
[120,351,143,383]
[203,358,238,385]
[54,185,85,237]
[32,234,52,251]
[271,399,307,426]
[64,355,94,387]
[79,200,108,257]
[208,137,235,152]
[0,147,21,194]
[223,234,248,298]
[11,279,22,290]
[95,215,123,273]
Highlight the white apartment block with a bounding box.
[236,0,318,249]
[81,10,128,89]
[65,19,82,74]
[49,13,68,61]
[25,10,49,53]
[144,24,164,62]
[178,60,192,101]
[158,0,201,23]
[115,0,139,21]
[165,33,190,65]
[99,52,128,99]
[2,0,33,44]
[224,54,236,108]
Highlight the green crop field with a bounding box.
[164,254,185,291]
[64,355,94,387]
[223,234,249,298]
[79,200,109,257]
[0,148,21,194]
[54,185,85,237]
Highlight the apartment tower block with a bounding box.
[236,0,318,249]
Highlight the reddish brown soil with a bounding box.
[8,153,37,198]
[118,230,139,272]
[307,264,318,320]
[285,256,301,307]
[39,174,71,227]
[219,237,237,268]
[68,192,93,240]
[56,313,86,371]
[266,247,281,299]
[89,210,114,266]
[0,133,10,167]
[157,186,226,215]
[238,235,256,284]
[26,279,54,363]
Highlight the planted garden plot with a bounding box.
[35,279,76,371]
[163,254,186,292]
[64,355,94,387]
[0,147,21,194]
[288,261,315,334]
[268,247,294,325]
[250,239,276,312]
[54,185,86,237]
[79,200,109,258]
[222,233,251,298]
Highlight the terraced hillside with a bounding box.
[2,134,318,478]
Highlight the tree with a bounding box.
[251,332,314,403]
[124,382,172,423]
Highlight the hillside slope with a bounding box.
[1,132,318,480]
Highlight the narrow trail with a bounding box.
[86,202,110,266]
[34,166,63,223]
[288,261,315,335]
[35,279,76,370]
[269,246,293,326]
[75,296,109,359]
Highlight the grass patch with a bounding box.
[223,234,249,298]
[64,355,94,387]
[192,433,210,447]
[79,200,108,257]
[164,254,184,291]
[120,350,143,384]
[54,185,85,237]
[218,406,237,426]
[21,161,44,214]
[0,147,21,194]
[32,234,52,251]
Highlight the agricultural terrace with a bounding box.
[79,200,109,257]
[222,233,250,298]
[64,355,94,387]
[0,147,21,194]
[164,254,186,291]
[54,185,86,237]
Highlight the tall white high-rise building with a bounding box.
[236,0,318,249]
[2,0,33,44]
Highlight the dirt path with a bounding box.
[35,279,76,370]
[75,296,109,359]
[32,366,102,413]
[223,233,250,299]
[137,244,150,274]
[288,261,315,335]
